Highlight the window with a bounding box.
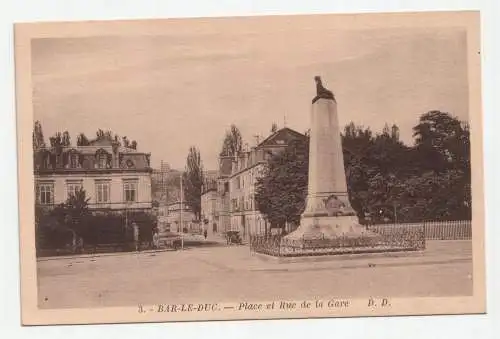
[123,180,138,203]
[98,155,108,168]
[95,181,110,204]
[67,152,80,169]
[96,150,110,169]
[38,183,54,205]
[67,182,82,199]
[70,154,79,168]
[43,152,52,169]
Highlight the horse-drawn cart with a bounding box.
[159,232,183,250]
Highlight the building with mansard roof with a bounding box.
[33,137,153,214]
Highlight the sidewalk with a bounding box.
[37,234,230,262]
[176,240,472,273]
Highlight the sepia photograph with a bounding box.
[15,11,485,325]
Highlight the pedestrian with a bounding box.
[153,227,160,249]
[132,222,140,252]
[204,229,208,240]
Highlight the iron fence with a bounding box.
[249,225,425,257]
[368,220,472,240]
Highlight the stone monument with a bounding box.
[284,76,377,241]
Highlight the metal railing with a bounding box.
[368,220,472,240]
[249,220,472,257]
[249,225,426,257]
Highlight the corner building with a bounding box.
[33,137,153,214]
[227,128,307,242]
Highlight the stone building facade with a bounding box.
[226,127,307,242]
[166,201,197,233]
[200,186,218,236]
[33,138,153,214]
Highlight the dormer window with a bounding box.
[43,154,52,169]
[67,150,80,169]
[95,149,111,169]
[70,154,79,168]
[98,155,107,168]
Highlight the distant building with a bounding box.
[204,127,306,242]
[201,186,218,236]
[228,127,307,241]
[215,156,233,235]
[166,201,197,233]
[33,137,153,213]
[151,161,181,204]
[204,170,219,183]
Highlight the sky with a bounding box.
[31,16,469,170]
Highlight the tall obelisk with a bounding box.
[285,76,367,240]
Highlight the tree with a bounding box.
[33,121,46,151]
[51,188,91,245]
[341,122,415,219]
[412,110,466,173]
[77,133,91,146]
[390,169,471,222]
[183,146,204,220]
[220,124,243,157]
[391,124,400,141]
[341,123,375,216]
[130,140,137,150]
[255,138,309,233]
[64,188,90,218]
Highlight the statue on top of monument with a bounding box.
[312,76,335,103]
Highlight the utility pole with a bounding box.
[180,171,184,250]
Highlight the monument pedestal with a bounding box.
[285,215,379,240]
[254,77,426,257]
[283,96,380,243]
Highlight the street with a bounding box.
[37,240,473,309]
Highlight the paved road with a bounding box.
[37,241,473,309]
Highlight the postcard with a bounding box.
[15,11,485,325]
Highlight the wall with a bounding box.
[228,163,266,239]
[201,190,218,235]
[35,171,152,210]
[166,202,196,233]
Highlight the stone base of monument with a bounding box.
[271,215,425,257]
[285,215,376,240]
